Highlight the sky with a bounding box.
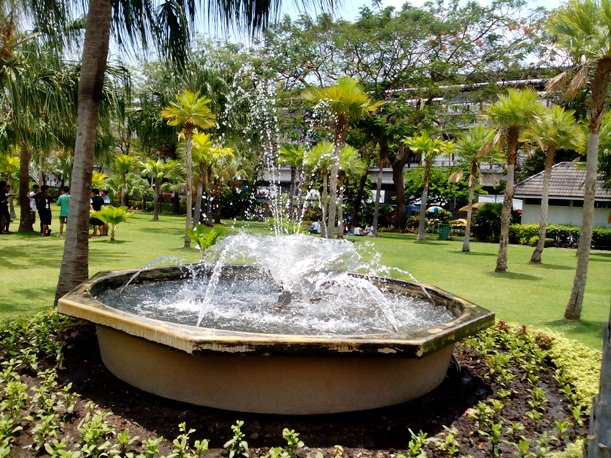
[282,0,561,21]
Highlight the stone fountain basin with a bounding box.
[58,265,494,415]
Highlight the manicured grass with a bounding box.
[0,213,608,350]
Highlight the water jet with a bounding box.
[58,234,493,415]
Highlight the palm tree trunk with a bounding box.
[289,165,296,218]
[531,147,555,264]
[194,164,205,225]
[206,166,213,226]
[352,173,367,225]
[372,157,384,237]
[462,161,478,252]
[152,179,160,221]
[495,126,519,273]
[55,0,112,303]
[184,131,194,247]
[18,142,33,232]
[336,174,345,239]
[320,173,328,239]
[565,57,611,319]
[587,298,611,458]
[327,116,348,238]
[121,173,127,206]
[390,147,409,231]
[417,162,432,241]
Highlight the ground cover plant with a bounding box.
[0,311,600,457]
[0,215,608,350]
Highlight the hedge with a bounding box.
[510,224,611,250]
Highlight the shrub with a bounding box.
[510,224,611,250]
[472,203,520,242]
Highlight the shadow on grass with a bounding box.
[485,271,541,281]
[528,262,574,271]
[544,318,605,343]
[449,250,496,257]
[413,239,452,245]
[590,252,611,263]
[138,226,186,236]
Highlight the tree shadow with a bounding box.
[528,263,573,271]
[590,252,611,263]
[485,271,540,281]
[544,319,605,343]
[449,250,496,257]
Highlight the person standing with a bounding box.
[89,188,104,237]
[56,186,70,237]
[36,185,53,236]
[100,189,110,236]
[0,181,12,234]
[28,184,40,228]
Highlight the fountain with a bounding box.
[58,232,494,415]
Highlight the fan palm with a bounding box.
[483,88,542,272]
[336,145,366,238]
[191,131,214,225]
[404,131,455,241]
[279,144,307,218]
[140,158,179,221]
[302,76,382,238]
[304,140,335,238]
[452,125,501,252]
[114,154,137,206]
[520,105,585,264]
[161,90,216,244]
[90,205,134,241]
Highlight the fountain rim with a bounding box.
[58,265,495,359]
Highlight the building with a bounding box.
[513,161,611,228]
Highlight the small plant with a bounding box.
[224,420,249,458]
[405,429,429,458]
[282,428,304,458]
[90,205,134,241]
[187,224,225,252]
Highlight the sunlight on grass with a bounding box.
[0,214,608,349]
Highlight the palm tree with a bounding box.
[483,88,542,272]
[404,131,454,241]
[336,145,366,238]
[90,205,134,241]
[114,154,137,206]
[140,158,179,221]
[161,90,216,246]
[278,144,306,218]
[302,76,382,238]
[520,105,585,264]
[54,0,334,302]
[191,131,214,225]
[452,125,500,252]
[547,0,611,323]
[304,141,335,238]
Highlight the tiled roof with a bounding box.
[514,161,611,201]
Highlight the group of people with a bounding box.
[26,184,71,237]
[308,219,375,236]
[0,183,112,238]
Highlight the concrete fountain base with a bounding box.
[58,266,494,415]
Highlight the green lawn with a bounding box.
[0,213,608,350]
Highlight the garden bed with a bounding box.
[0,312,601,457]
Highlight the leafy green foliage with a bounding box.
[91,205,134,241]
[186,224,225,252]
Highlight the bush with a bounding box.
[510,224,611,250]
[472,203,519,242]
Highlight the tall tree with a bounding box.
[53,0,335,303]
[302,76,382,238]
[140,158,179,221]
[484,88,542,272]
[547,0,611,322]
[521,105,585,264]
[114,154,137,206]
[404,131,454,241]
[452,125,500,252]
[161,90,216,246]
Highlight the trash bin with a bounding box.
[439,223,450,240]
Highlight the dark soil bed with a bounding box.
[8,321,586,457]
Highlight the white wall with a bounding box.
[521,204,611,228]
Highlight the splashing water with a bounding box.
[99,233,452,336]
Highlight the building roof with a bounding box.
[514,161,611,201]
